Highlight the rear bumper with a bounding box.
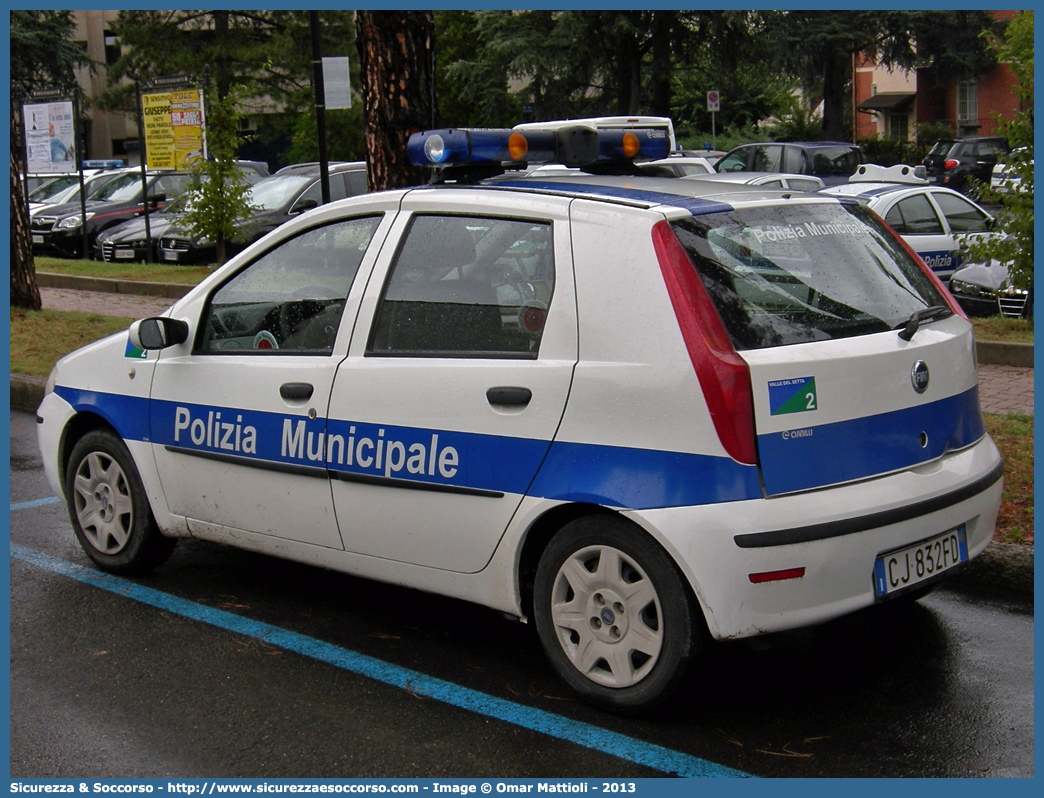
[631,434,1003,640]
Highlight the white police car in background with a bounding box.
[819,164,996,283]
[37,122,1003,713]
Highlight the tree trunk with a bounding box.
[820,48,851,141]
[10,113,41,311]
[648,11,673,118]
[356,11,436,192]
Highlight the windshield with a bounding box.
[28,175,79,202]
[247,175,311,211]
[807,147,862,176]
[670,201,948,351]
[93,173,143,202]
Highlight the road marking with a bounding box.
[10,497,61,511]
[10,542,753,778]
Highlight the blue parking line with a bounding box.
[10,542,753,778]
[10,496,61,511]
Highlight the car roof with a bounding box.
[273,161,366,176]
[477,171,837,212]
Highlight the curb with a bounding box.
[976,340,1034,368]
[36,272,193,300]
[11,370,1033,600]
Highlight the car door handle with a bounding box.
[486,387,532,406]
[280,382,314,400]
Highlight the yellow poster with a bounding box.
[142,88,204,170]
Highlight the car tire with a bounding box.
[64,429,176,574]
[533,515,700,713]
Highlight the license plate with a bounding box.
[163,250,179,261]
[114,249,135,259]
[874,525,968,598]
[32,235,43,244]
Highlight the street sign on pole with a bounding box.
[707,91,721,150]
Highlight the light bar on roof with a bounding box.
[407,123,670,171]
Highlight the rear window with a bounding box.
[669,202,948,351]
[807,147,862,176]
[929,140,956,157]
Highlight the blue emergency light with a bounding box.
[407,123,671,178]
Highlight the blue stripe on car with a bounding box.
[758,385,984,495]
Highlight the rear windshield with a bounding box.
[928,140,956,157]
[670,202,949,351]
[807,147,862,175]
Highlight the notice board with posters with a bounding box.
[142,87,205,170]
[23,100,77,173]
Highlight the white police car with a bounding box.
[37,124,1003,713]
[819,164,996,282]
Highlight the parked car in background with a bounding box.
[715,141,863,185]
[31,170,195,259]
[93,198,188,263]
[922,135,1009,195]
[949,259,1030,319]
[991,147,1031,195]
[819,164,995,283]
[159,161,367,264]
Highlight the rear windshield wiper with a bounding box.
[895,305,953,341]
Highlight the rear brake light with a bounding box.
[652,220,757,465]
[944,159,959,170]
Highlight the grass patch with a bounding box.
[971,315,1034,344]
[984,413,1034,545]
[11,307,135,377]
[36,256,214,285]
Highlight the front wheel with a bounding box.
[533,516,699,713]
[65,429,176,574]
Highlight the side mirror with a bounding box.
[290,198,319,215]
[130,317,190,350]
[148,193,167,208]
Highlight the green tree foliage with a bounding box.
[10,11,94,309]
[964,11,1033,300]
[178,90,258,266]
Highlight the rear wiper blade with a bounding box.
[895,305,953,341]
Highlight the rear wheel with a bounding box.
[533,515,699,713]
[65,429,176,574]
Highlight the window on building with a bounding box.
[889,113,909,142]
[104,31,121,66]
[957,82,978,129]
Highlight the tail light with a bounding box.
[944,159,959,170]
[652,220,757,465]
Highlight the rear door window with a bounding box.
[749,145,783,172]
[368,215,555,358]
[931,192,991,233]
[669,202,947,351]
[884,194,945,235]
